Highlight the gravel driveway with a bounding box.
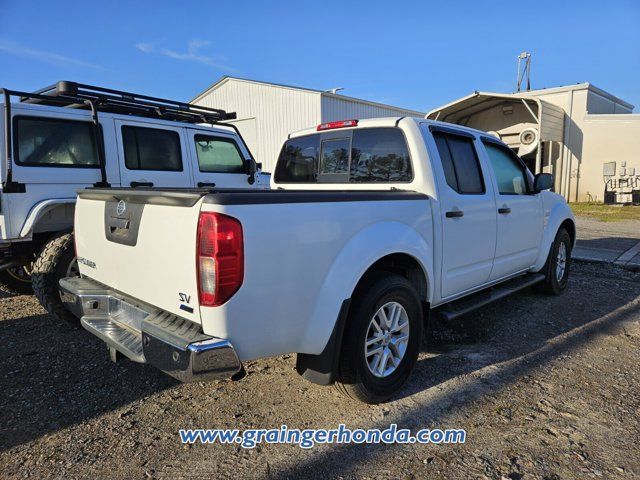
[1,261,639,479]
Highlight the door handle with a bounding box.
[445,210,464,218]
[130,181,154,188]
[498,207,511,214]
[197,182,216,188]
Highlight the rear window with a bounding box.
[122,126,182,171]
[274,127,412,183]
[194,135,245,173]
[350,128,412,182]
[319,137,350,181]
[274,134,320,183]
[14,116,100,167]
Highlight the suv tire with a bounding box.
[32,232,80,328]
[0,265,33,294]
[335,274,422,404]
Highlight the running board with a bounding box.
[435,273,545,322]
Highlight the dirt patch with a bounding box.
[1,262,638,479]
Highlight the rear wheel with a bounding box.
[0,264,33,294]
[538,228,571,295]
[335,274,422,404]
[32,232,80,328]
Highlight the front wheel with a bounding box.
[32,232,80,328]
[335,274,423,404]
[538,228,572,295]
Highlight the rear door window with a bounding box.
[194,135,245,173]
[122,126,182,171]
[433,132,484,194]
[274,127,412,183]
[14,116,100,167]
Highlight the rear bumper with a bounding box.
[59,276,242,382]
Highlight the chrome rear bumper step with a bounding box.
[59,276,242,381]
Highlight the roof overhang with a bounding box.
[427,91,565,142]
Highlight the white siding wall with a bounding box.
[193,79,425,173]
[193,79,321,173]
[321,95,423,122]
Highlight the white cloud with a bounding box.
[135,42,155,53]
[136,39,236,73]
[0,40,106,70]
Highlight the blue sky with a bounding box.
[0,0,638,112]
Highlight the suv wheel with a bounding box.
[0,264,33,294]
[32,232,80,328]
[335,274,422,404]
[538,228,572,295]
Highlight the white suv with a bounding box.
[0,81,267,324]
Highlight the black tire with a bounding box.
[335,274,423,404]
[538,228,572,295]
[32,232,80,328]
[0,265,33,294]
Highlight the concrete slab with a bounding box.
[573,247,622,263]
[572,215,640,269]
[627,252,640,270]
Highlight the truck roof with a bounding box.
[287,116,496,139]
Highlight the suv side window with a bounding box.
[483,141,528,195]
[194,135,245,173]
[122,126,182,171]
[14,116,100,168]
[433,132,484,194]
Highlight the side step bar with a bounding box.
[435,273,545,322]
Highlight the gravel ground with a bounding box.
[1,261,639,479]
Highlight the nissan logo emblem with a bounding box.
[116,200,127,216]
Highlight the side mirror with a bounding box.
[246,158,257,185]
[534,173,553,193]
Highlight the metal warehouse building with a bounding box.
[427,83,640,203]
[191,76,425,173]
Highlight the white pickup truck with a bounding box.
[61,117,575,403]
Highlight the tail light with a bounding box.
[317,119,358,131]
[196,212,244,306]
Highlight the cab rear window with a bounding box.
[274,127,412,183]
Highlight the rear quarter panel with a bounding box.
[198,198,433,361]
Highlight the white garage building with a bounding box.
[191,76,425,173]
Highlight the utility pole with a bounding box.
[516,52,532,92]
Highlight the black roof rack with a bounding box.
[17,80,237,123]
[1,81,253,192]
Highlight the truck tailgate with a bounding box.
[74,189,204,323]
